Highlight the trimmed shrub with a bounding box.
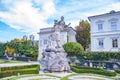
[0,68,39,78]
[76,51,120,61]
[71,66,116,77]
[0,64,39,71]
[72,66,102,70]
[115,69,120,74]
[63,42,84,55]
[0,64,40,78]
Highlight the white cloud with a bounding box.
[0,0,120,40]
[53,0,120,27]
[104,3,120,12]
[0,0,56,39]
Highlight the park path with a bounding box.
[69,75,113,80]
[0,61,39,67]
[17,76,60,80]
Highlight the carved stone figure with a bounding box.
[58,16,65,27]
[39,16,70,72]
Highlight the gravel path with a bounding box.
[17,76,60,80]
[0,61,39,67]
[69,75,113,80]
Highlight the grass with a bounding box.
[0,59,5,63]
[116,74,120,79]
[61,73,117,80]
[6,74,61,80]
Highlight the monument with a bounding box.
[39,16,70,72]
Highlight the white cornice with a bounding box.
[88,11,120,20]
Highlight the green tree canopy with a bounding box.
[0,38,38,60]
[63,42,84,56]
[75,20,90,50]
[0,42,6,55]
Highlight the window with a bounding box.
[112,38,118,48]
[39,40,42,46]
[44,39,47,45]
[111,22,117,30]
[98,23,103,31]
[98,39,104,48]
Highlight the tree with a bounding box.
[0,42,5,55]
[4,39,38,60]
[5,46,15,55]
[75,20,90,50]
[63,42,84,56]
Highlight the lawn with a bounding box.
[3,74,61,80]
[61,73,120,80]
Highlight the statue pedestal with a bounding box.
[40,47,70,73]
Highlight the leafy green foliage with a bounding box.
[71,66,116,77]
[76,52,120,61]
[115,69,120,74]
[0,64,40,78]
[0,39,38,60]
[0,42,6,55]
[72,66,102,70]
[75,20,90,50]
[63,42,84,55]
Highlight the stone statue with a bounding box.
[4,51,9,60]
[54,19,58,27]
[40,16,70,72]
[58,16,65,27]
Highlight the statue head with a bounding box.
[61,16,64,21]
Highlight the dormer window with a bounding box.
[98,23,103,31]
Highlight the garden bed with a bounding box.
[71,66,116,77]
[0,64,40,78]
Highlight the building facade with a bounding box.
[88,11,120,51]
[38,16,76,60]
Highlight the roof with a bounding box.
[38,26,76,34]
[88,11,120,21]
[38,27,54,34]
[37,16,76,34]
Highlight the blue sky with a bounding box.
[0,0,120,42]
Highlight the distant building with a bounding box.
[30,35,35,41]
[88,10,120,51]
[23,35,27,40]
[38,16,76,58]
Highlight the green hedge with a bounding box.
[0,64,40,78]
[76,52,120,61]
[72,66,102,70]
[115,69,120,74]
[71,66,116,77]
[0,64,39,71]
